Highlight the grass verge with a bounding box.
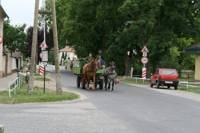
[179,87,200,94]
[122,77,200,94]
[122,77,149,85]
[35,76,51,81]
[0,85,79,104]
[34,73,51,81]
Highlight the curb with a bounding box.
[61,88,88,103]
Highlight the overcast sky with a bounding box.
[1,0,43,26]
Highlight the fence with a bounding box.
[8,73,26,97]
[179,81,200,89]
[179,81,189,89]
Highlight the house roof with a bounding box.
[59,46,75,53]
[185,43,200,54]
[0,5,8,19]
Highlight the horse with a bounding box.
[104,64,117,91]
[82,58,98,90]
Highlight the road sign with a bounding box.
[141,46,149,53]
[40,42,48,49]
[40,50,48,62]
[141,46,149,57]
[141,57,148,64]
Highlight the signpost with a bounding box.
[141,57,148,64]
[141,46,149,79]
[40,49,48,94]
[40,11,48,94]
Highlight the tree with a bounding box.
[54,0,200,75]
[3,21,27,55]
[26,26,54,61]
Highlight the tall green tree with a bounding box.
[54,0,200,75]
[3,21,27,55]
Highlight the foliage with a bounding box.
[3,21,27,55]
[26,26,54,61]
[48,50,55,65]
[54,0,200,75]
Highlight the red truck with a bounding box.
[150,68,179,89]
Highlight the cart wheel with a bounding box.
[150,83,153,88]
[174,84,178,90]
[77,76,81,88]
[99,79,103,90]
[81,79,86,89]
[156,81,160,89]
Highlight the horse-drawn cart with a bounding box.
[72,58,105,89]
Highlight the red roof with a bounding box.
[59,46,75,52]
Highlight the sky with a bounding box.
[1,0,43,26]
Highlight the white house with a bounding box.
[0,5,20,78]
[59,46,77,65]
[0,5,8,77]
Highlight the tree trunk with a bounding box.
[51,0,62,94]
[28,0,40,94]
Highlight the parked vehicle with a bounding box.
[150,68,179,89]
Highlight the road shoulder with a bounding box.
[125,83,200,103]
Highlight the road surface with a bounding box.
[1,70,200,133]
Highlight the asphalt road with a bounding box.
[1,70,200,133]
[60,71,200,133]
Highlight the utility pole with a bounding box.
[51,0,62,94]
[28,0,40,94]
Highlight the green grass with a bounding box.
[0,85,79,104]
[179,86,200,94]
[34,73,51,81]
[35,76,51,81]
[122,77,200,94]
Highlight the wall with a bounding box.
[0,14,3,77]
[195,56,200,80]
[2,54,17,76]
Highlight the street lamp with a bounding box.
[39,1,49,94]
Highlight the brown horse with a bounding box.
[82,58,97,90]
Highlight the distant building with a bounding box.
[59,46,77,65]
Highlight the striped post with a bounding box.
[142,67,147,79]
[39,64,45,76]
